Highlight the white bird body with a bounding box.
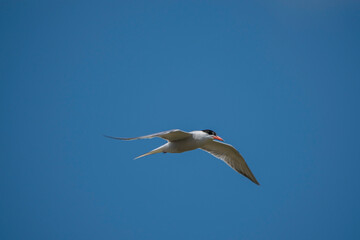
[105,129,260,185]
[164,131,212,153]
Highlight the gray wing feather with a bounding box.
[104,129,191,142]
[201,141,260,185]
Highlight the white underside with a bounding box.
[164,136,212,153]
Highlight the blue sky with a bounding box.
[1,1,360,239]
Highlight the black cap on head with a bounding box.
[202,129,217,136]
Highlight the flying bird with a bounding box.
[105,129,259,185]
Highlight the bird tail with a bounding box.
[134,145,166,160]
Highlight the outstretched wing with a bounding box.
[201,141,260,185]
[104,129,192,142]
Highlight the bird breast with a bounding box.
[166,136,212,153]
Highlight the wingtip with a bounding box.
[103,134,127,140]
[251,177,260,186]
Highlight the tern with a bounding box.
[105,129,259,185]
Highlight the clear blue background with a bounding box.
[1,1,359,239]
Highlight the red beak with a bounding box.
[213,136,224,141]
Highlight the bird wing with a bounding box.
[104,129,192,142]
[200,141,260,185]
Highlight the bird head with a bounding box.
[201,129,224,141]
